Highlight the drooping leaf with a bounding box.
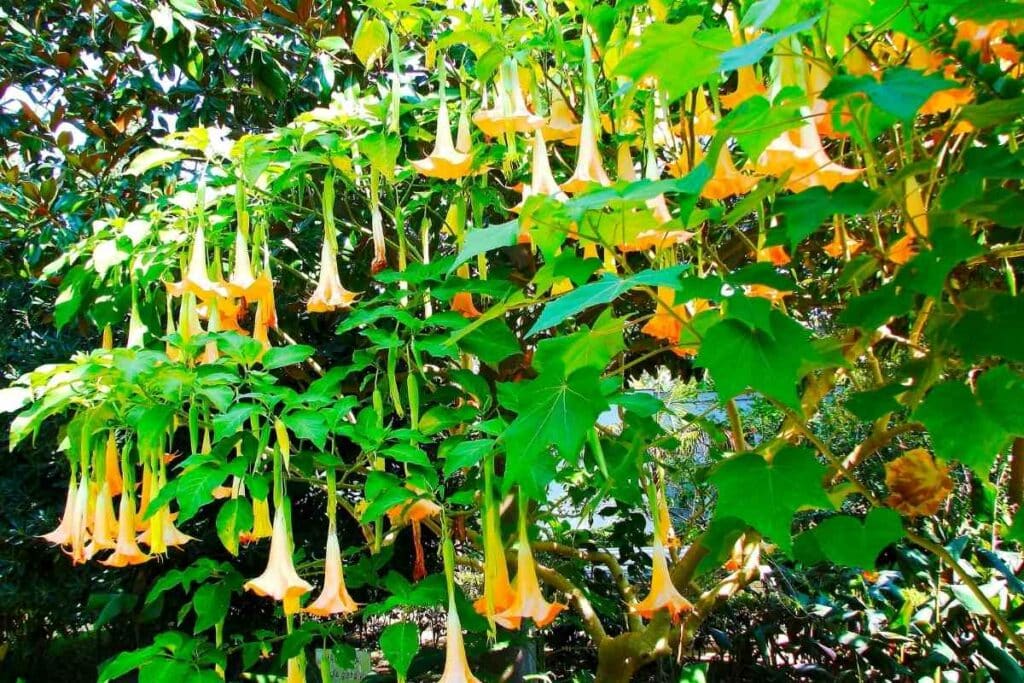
[380,622,420,680]
[796,508,903,570]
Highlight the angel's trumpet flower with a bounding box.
[823,220,863,258]
[439,561,483,683]
[677,86,718,137]
[472,62,544,137]
[619,147,693,252]
[702,145,759,200]
[413,91,473,180]
[560,99,611,194]
[757,245,791,266]
[720,64,767,109]
[126,291,148,349]
[642,287,707,357]
[253,299,272,355]
[634,539,693,621]
[473,476,516,627]
[541,95,581,145]
[138,511,193,549]
[241,496,274,544]
[104,432,123,497]
[228,227,272,304]
[455,102,473,154]
[64,475,91,564]
[102,487,151,567]
[305,529,359,617]
[307,239,358,312]
[244,505,313,614]
[388,491,442,580]
[494,509,565,629]
[85,482,118,558]
[889,175,930,265]
[807,59,851,138]
[40,474,78,547]
[513,130,568,219]
[168,225,230,300]
[757,122,861,192]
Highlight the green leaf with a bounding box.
[960,96,1024,129]
[914,366,1024,476]
[127,147,186,176]
[528,266,686,336]
[771,184,878,250]
[822,67,960,121]
[261,345,314,370]
[499,366,610,498]
[946,293,1024,363]
[216,498,253,556]
[361,132,402,181]
[710,448,833,554]
[442,438,494,477]
[192,582,231,633]
[99,645,163,683]
[894,225,983,297]
[316,36,350,52]
[281,410,329,449]
[696,310,819,411]
[352,16,389,67]
[451,221,520,271]
[382,443,432,468]
[797,509,903,570]
[380,622,420,680]
[171,465,227,523]
[717,95,804,160]
[212,403,258,442]
[533,310,625,376]
[457,318,521,366]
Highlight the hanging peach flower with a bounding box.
[63,475,91,564]
[305,529,359,617]
[412,92,474,180]
[389,491,442,582]
[541,95,581,145]
[167,225,230,300]
[757,122,862,192]
[823,222,863,258]
[40,474,78,547]
[757,245,791,267]
[473,494,515,625]
[102,432,123,497]
[451,291,481,319]
[885,449,953,517]
[85,482,118,559]
[439,590,483,683]
[889,174,929,265]
[634,539,692,622]
[101,486,151,567]
[702,145,759,200]
[473,62,544,137]
[244,505,313,614]
[720,65,766,109]
[494,516,565,629]
[307,239,359,313]
[242,496,274,545]
[745,283,791,305]
[138,512,193,550]
[561,98,611,194]
[676,86,717,137]
[642,287,709,357]
[513,130,568,218]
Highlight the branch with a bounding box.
[534,541,640,630]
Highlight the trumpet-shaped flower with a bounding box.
[561,100,611,194]
[244,505,313,614]
[541,95,581,145]
[413,94,474,180]
[101,488,151,567]
[241,496,274,544]
[104,432,123,497]
[307,239,359,313]
[305,530,359,617]
[676,86,717,137]
[513,130,568,217]
[473,498,515,624]
[494,518,565,629]
[40,475,78,547]
[702,145,759,200]
[641,287,708,357]
[439,591,483,683]
[889,175,930,265]
[720,65,767,109]
[472,65,544,137]
[451,291,482,319]
[85,482,118,558]
[64,476,91,564]
[633,539,693,622]
[757,123,862,192]
[169,225,230,300]
[757,245,791,266]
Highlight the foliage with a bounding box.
[3,0,1024,682]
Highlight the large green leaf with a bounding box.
[696,309,820,411]
[914,365,1024,476]
[498,366,610,498]
[822,67,960,121]
[710,448,833,554]
[795,508,904,570]
[380,622,420,681]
